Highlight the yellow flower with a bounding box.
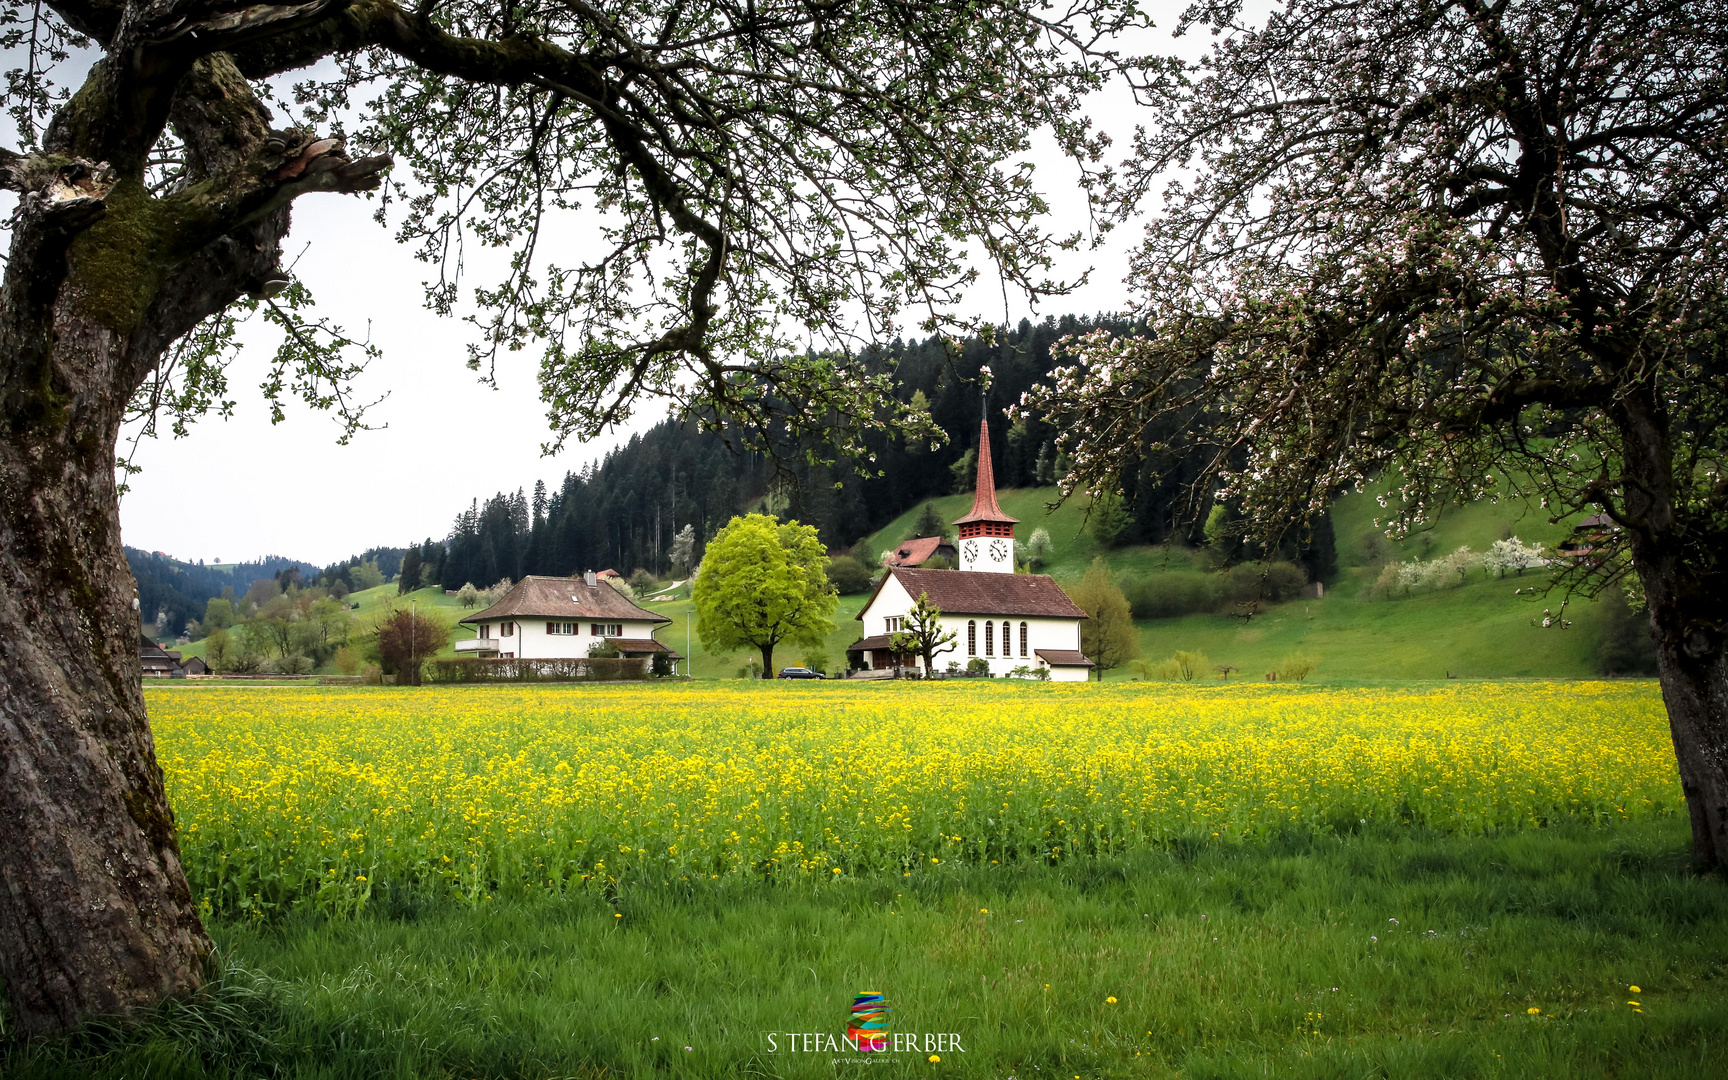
[1630,985,1641,993]
[614,913,622,918]
[1527,1007,1540,1015]
[980,908,988,914]
[832,867,842,874]
[1106,996,1118,1004]
[928,1054,940,1063]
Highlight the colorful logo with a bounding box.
[846,991,890,1052]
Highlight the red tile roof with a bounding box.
[860,568,1088,619]
[460,576,669,625]
[953,417,1017,526]
[883,536,955,567]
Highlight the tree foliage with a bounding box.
[693,513,836,675]
[1023,0,1728,864]
[1069,556,1137,674]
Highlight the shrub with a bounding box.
[587,639,621,658]
[1277,654,1319,681]
[965,657,991,676]
[260,655,314,676]
[1147,650,1211,681]
[1124,572,1221,618]
[425,658,649,683]
[1171,650,1211,681]
[825,554,874,594]
[801,649,829,676]
[1222,561,1307,606]
[628,568,658,594]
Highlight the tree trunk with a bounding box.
[761,643,776,678]
[0,313,210,1033]
[1619,396,1728,871]
[1639,552,1728,870]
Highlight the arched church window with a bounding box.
[1019,622,1028,657]
[967,621,976,656]
[985,621,994,656]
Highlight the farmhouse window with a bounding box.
[590,622,623,637]
[547,622,578,635]
[967,621,976,656]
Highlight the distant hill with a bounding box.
[127,549,320,642]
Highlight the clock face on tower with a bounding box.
[962,540,979,563]
[989,538,1009,562]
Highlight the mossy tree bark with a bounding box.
[0,5,387,1034]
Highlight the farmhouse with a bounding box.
[457,572,676,661]
[881,535,957,568]
[848,418,1093,680]
[139,635,184,678]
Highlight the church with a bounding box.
[847,418,1094,680]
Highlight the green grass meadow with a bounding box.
[7,818,1722,1079]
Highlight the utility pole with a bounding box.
[410,597,417,688]
[685,607,692,678]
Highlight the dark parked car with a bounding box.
[777,667,826,680]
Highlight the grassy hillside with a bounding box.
[862,482,1613,682]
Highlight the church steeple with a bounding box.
[953,416,1017,573]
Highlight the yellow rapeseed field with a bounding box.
[146,681,1679,918]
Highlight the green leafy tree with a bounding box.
[457,582,480,608]
[888,591,959,674]
[1027,0,1728,867]
[201,597,235,632]
[948,448,977,494]
[203,628,230,672]
[1069,557,1139,678]
[910,502,952,543]
[694,514,837,677]
[1087,490,1132,549]
[350,560,386,592]
[398,546,422,595]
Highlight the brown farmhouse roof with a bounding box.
[609,638,682,658]
[847,634,898,652]
[1035,649,1094,668]
[461,576,670,625]
[860,567,1088,620]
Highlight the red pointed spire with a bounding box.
[953,416,1018,526]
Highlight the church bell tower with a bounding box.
[953,417,1018,573]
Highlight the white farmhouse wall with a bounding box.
[470,618,664,660]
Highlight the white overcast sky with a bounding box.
[86,7,1214,566]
